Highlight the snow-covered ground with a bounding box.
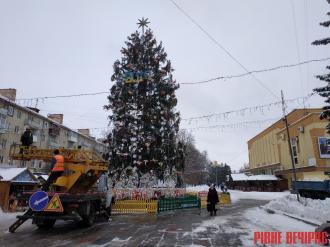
[186,185,289,203]
[0,209,17,221]
[190,206,318,247]
[228,190,289,203]
[263,194,330,225]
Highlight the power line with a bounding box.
[14,57,329,103]
[181,93,315,123]
[290,0,305,107]
[17,91,108,101]
[170,0,279,99]
[180,57,330,85]
[183,118,279,132]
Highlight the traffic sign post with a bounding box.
[29,191,49,211]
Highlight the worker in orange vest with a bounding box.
[42,149,64,191]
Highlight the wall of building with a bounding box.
[248,128,280,169]
[277,114,330,170]
[247,109,319,170]
[248,109,330,184]
[0,97,108,171]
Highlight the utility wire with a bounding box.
[17,91,108,101]
[170,0,279,99]
[181,93,314,122]
[15,57,329,102]
[180,57,330,85]
[183,118,279,131]
[290,0,305,107]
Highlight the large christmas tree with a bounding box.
[313,1,330,133]
[105,19,183,187]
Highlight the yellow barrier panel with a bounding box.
[219,193,231,206]
[112,199,158,214]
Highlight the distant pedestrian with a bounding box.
[207,184,219,216]
[220,182,225,192]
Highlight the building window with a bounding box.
[1,139,7,149]
[14,126,19,133]
[0,156,3,163]
[7,106,14,117]
[291,138,298,165]
[17,110,21,119]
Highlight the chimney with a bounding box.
[0,88,17,101]
[48,114,64,124]
[78,129,90,137]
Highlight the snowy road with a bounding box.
[0,196,319,247]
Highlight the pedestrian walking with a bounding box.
[207,184,219,216]
[220,182,225,192]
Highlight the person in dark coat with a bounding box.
[207,184,219,216]
[20,128,33,147]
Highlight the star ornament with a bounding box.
[137,17,150,31]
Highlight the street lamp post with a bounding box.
[211,161,224,188]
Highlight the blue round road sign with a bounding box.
[29,191,49,211]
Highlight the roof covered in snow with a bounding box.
[0,168,38,183]
[38,175,49,181]
[231,173,249,181]
[231,173,279,181]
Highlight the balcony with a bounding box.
[24,118,41,129]
[68,133,78,143]
[49,124,60,136]
[0,120,9,134]
[49,136,59,147]
[0,108,7,116]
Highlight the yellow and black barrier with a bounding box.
[112,199,158,214]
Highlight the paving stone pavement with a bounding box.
[0,199,268,247]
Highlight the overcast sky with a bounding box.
[0,0,329,171]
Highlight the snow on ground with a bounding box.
[0,209,17,221]
[187,206,318,247]
[186,185,289,203]
[241,207,318,247]
[229,190,289,203]
[186,185,209,193]
[263,194,330,225]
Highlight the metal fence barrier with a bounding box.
[112,199,158,214]
[158,195,200,212]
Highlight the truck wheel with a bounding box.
[36,219,56,229]
[82,203,95,227]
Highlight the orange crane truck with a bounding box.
[8,145,113,233]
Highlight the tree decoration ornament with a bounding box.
[137,17,150,34]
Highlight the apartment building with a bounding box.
[0,89,108,171]
[248,108,330,187]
